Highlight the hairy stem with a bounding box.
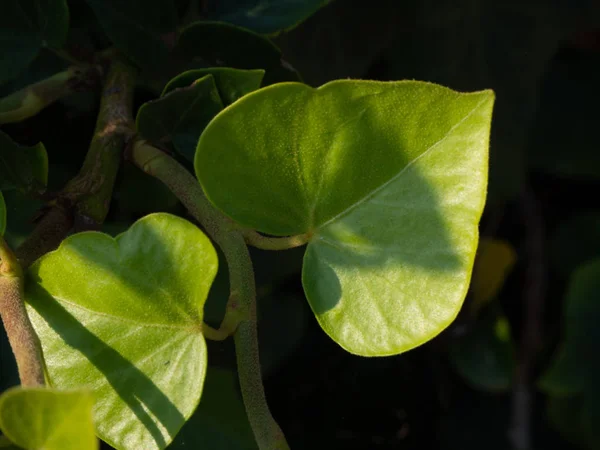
[131,140,289,450]
[242,229,309,251]
[0,238,45,386]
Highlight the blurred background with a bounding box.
[2,0,600,449]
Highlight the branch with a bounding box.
[130,139,290,450]
[242,229,309,251]
[0,237,45,386]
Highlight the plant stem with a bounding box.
[131,139,289,450]
[242,229,309,251]
[0,237,45,386]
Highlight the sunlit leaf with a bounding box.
[0,131,48,194]
[0,387,97,450]
[196,80,494,356]
[25,213,218,450]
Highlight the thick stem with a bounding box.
[131,140,289,450]
[0,238,45,386]
[242,229,309,251]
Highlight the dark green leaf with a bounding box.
[176,21,300,84]
[0,387,97,450]
[83,0,177,71]
[25,213,218,450]
[1,189,44,249]
[449,311,515,392]
[550,212,600,277]
[0,0,69,83]
[196,80,494,356]
[204,0,331,34]
[0,131,48,194]
[170,368,257,449]
[0,192,5,236]
[137,75,224,162]
[162,68,265,105]
[539,258,600,449]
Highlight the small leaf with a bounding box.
[550,211,600,277]
[162,68,265,104]
[0,192,5,236]
[170,368,257,449]
[196,80,494,356]
[539,258,600,449]
[83,0,177,71]
[0,0,69,83]
[470,239,517,314]
[203,0,331,34]
[25,213,218,450]
[0,387,97,450]
[0,131,48,194]
[449,311,515,392]
[176,21,299,84]
[137,75,224,162]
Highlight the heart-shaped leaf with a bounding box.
[0,0,69,83]
[0,387,97,450]
[162,68,265,105]
[137,75,224,162]
[539,258,600,448]
[84,0,177,71]
[196,80,494,356]
[0,192,5,236]
[25,213,218,450]
[176,21,299,84]
[0,131,48,194]
[203,0,331,34]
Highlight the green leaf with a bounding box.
[170,368,257,449]
[83,0,177,71]
[137,75,224,162]
[0,0,69,83]
[196,80,494,356]
[0,387,97,450]
[25,213,218,450]
[550,211,600,277]
[0,192,5,236]
[449,311,515,392]
[0,434,20,449]
[539,258,600,449]
[204,0,331,34]
[0,131,48,194]
[176,21,300,84]
[162,68,265,105]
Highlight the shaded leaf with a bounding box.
[176,21,300,84]
[196,80,494,356]
[0,131,48,194]
[162,68,265,105]
[449,311,515,392]
[539,258,600,449]
[170,368,257,449]
[0,192,5,236]
[470,238,517,315]
[0,387,97,450]
[204,0,331,34]
[0,0,69,83]
[83,0,177,71]
[137,75,223,162]
[0,190,43,249]
[550,211,600,277]
[25,213,218,450]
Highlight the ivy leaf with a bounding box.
[0,387,97,450]
[550,211,600,277]
[203,0,332,34]
[170,368,257,449]
[25,213,218,450]
[539,258,600,449]
[449,311,515,392]
[137,75,224,162]
[83,0,177,71]
[162,68,265,105]
[176,21,300,84]
[0,131,48,194]
[196,80,494,356]
[0,0,69,83]
[0,192,5,236]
